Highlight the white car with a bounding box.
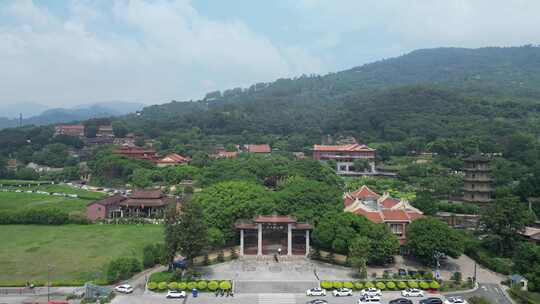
[166,290,186,298]
[444,297,469,304]
[401,288,424,297]
[306,288,327,296]
[358,295,382,303]
[114,284,134,294]
[332,288,353,297]
[360,288,382,297]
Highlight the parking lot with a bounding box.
[112,290,446,304]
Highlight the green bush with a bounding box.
[376,282,386,290]
[430,281,440,289]
[168,282,177,289]
[208,281,219,291]
[197,281,207,290]
[343,282,354,289]
[147,282,158,290]
[333,281,343,289]
[423,272,434,280]
[365,282,375,288]
[143,244,165,269]
[106,257,142,283]
[419,281,430,289]
[321,281,333,289]
[220,281,232,290]
[354,282,364,290]
[178,282,187,290]
[468,296,491,304]
[0,208,70,225]
[398,281,408,289]
[408,281,418,289]
[187,282,197,290]
[386,282,396,290]
[158,282,167,290]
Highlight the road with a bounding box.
[112,290,445,304]
[447,283,512,304]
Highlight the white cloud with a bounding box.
[0,0,316,106]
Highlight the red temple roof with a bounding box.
[245,144,271,153]
[351,185,380,199]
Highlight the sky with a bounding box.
[0,0,539,107]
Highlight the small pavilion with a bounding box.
[235,215,312,256]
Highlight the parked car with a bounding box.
[420,297,443,304]
[401,288,424,297]
[166,290,186,298]
[444,297,469,304]
[358,295,381,303]
[114,284,133,294]
[360,288,382,297]
[332,288,353,297]
[306,288,326,296]
[398,268,407,276]
[306,300,328,304]
[389,298,413,304]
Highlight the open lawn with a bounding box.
[0,192,90,213]
[0,224,163,285]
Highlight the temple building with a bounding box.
[113,145,160,163]
[54,124,85,137]
[462,154,493,203]
[243,144,272,154]
[313,144,376,174]
[156,153,191,167]
[97,125,114,138]
[343,185,423,244]
[86,190,178,221]
[235,215,312,256]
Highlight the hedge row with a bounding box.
[320,280,440,290]
[147,280,232,291]
[0,208,89,225]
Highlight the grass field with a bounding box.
[0,192,90,213]
[0,224,163,285]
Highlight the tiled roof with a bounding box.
[355,209,383,223]
[246,144,271,153]
[130,190,163,199]
[313,144,375,152]
[381,210,410,222]
[381,197,400,208]
[121,198,172,207]
[254,215,297,223]
[89,194,126,207]
[158,153,190,163]
[351,185,380,199]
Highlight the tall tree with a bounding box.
[176,200,208,265]
[348,236,371,279]
[480,196,532,255]
[164,205,180,270]
[407,217,464,266]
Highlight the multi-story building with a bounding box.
[463,154,493,203]
[343,185,424,245]
[97,125,114,137]
[54,124,85,137]
[313,144,376,174]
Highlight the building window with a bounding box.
[339,165,347,171]
[97,207,101,211]
[390,224,404,236]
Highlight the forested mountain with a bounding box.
[0,102,145,130]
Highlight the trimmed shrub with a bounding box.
[419,281,430,289]
[178,282,187,290]
[365,282,375,288]
[158,282,167,290]
[408,281,418,289]
[386,282,396,290]
[106,257,142,283]
[333,281,343,289]
[187,282,197,290]
[376,282,386,290]
[208,281,219,291]
[147,282,158,290]
[430,281,440,289]
[423,272,434,280]
[197,281,207,290]
[219,281,232,290]
[168,282,178,290]
[354,282,364,290]
[343,282,354,289]
[398,281,408,289]
[321,281,333,289]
